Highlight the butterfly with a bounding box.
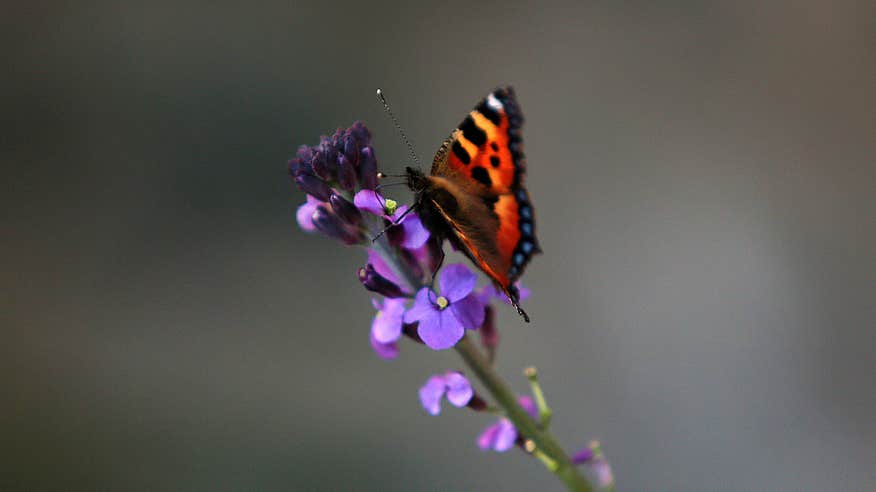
[406,87,540,322]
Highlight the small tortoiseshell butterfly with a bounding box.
[406,87,540,322]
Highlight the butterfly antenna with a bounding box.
[376,88,421,169]
[374,181,407,192]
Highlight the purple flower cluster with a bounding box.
[290,124,375,245]
[289,123,610,486]
[290,122,495,356]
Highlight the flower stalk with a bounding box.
[289,122,605,492]
[524,366,553,428]
[455,337,594,492]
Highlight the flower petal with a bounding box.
[353,189,386,215]
[591,458,615,489]
[444,372,473,407]
[492,419,518,452]
[383,297,407,318]
[371,300,404,343]
[400,213,430,249]
[518,395,538,420]
[439,263,477,302]
[295,197,321,232]
[367,249,401,286]
[403,288,435,324]
[370,330,398,360]
[418,309,464,350]
[477,419,517,452]
[418,375,447,415]
[477,422,502,451]
[571,447,594,465]
[449,294,486,330]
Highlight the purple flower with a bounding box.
[571,447,594,465]
[403,264,486,350]
[477,396,537,452]
[419,371,473,415]
[395,210,429,249]
[354,190,429,249]
[370,298,407,359]
[572,441,614,489]
[371,298,406,345]
[370,330,398,360]
[366,249,413,294]
[290,121,376,206]
[296,195,322,232]
[353,189,387,215]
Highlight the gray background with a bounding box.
[3,1,874,490]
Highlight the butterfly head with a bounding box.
[405,166,428,193]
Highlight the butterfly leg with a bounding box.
[428,247,446,291]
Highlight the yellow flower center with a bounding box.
[436,296,449,310]
[384,199,398,215]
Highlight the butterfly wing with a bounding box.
[427,87,539,316]
[431,87,525,195]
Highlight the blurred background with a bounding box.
[3,1,874,490]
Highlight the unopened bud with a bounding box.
[329,192,362,226]
[336,154,357,191]
[312,205,363,245]
[358,146,378,190]
[295,173,332,201]
[358,264,405,298]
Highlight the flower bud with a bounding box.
[311,150,334,181]
[312,205,363,245]
[358,264,405,298]
[343,137,360,166]
[402,322,424,344]
[571,447,594,465]
[336,154,357,191]
[329,192,362,226]
[467,394,488,412]
[295,173,332,201]
[287,157,302,177]
[314,137,338,179]
[358,146,378,190]
[399,248,425,284]
[296,145,313,167]
[480,305,498,348]
[347,121,371,148]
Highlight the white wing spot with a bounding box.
[487,94,503,111]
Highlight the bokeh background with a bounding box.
[3,1,874,490]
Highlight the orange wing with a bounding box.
[427,87,539,315]
[431,87,525,196]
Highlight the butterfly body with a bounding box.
[406,87,539,322]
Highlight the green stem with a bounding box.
[455,337,594,492]
[367,225,593,490]
[524,366,553,428]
